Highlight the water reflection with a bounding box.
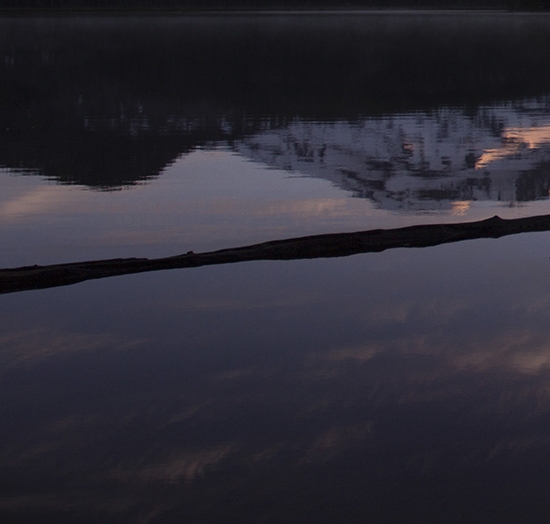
[237,99,550,210]
[476,122,550,168]
[2,237,550,523]
[3,12,550,524]
[2,13,550,196]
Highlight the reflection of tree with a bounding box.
[3,214,550,294]
[0,0,516,9]
[2,16,550,188]
[507,0,550,10]
[237,105,550,210]
[516,162,550,201]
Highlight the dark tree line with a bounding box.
[3,11,550,189]
[0,0,538,11]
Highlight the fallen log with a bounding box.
[2,214,550,295]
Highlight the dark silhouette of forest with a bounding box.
[2,14,550,189]
[0,0,547,12]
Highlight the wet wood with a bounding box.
[2,214,550,295]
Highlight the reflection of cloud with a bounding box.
[171,196,370,220]
[160,292,321,313]
[0,414,103,467]
[0,186,63,220]
[324,344,381,362]
[111,445,235,484]
[385,327,550,375]
[487,437,547,461]
[450,200,472,216]
[506,126,550,149]
[476,125,550,169]
[475,147,519,169]
[510,352,550,373]
[0,329,145,365]
[452,331,550,374]
[0,445,235,523]
[259,198,365,218]
[398,329,550,375]
[0,494,84,511]
[312,295,550,376]
[302,423,373,463]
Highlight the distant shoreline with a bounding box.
[0,8,535,16]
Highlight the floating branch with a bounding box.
[2,214,550,295]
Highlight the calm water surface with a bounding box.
[3,12,550,523]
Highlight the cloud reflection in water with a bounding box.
[2,233,550,521]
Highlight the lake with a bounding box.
[2,11,550,523]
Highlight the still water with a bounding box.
[3,12,550,523]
